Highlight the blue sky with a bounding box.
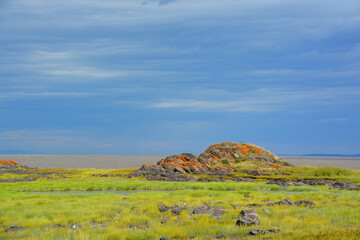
[1,0,359,155]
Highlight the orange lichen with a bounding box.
[268,163,282,169]
[0,160,17,165]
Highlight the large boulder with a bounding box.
[198,142,291,166]
[129,141,293,179]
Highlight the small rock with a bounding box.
[216,233,227,239]
[262,208,272,214]
[250,229,267,235]
[160,237,170,240]
[273,198,294,206]
[248,203,263,207]
[236,218,255,226]
[123,197,128,200]
[158,203,169,213]
[294,200,315,207]
[5,226,25,232]
[268,228,282,233]
[160,216,167,224]
[170,204,183,215]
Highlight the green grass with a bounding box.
[0,166,359,239]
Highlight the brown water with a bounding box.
[0,154,359,170]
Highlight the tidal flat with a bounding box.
[0,166,359,240]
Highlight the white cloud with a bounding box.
[148,87,360,112]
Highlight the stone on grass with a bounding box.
[5,226,25,233]
[262,208,272,214]
[294,200,315,207]
[236,209,260,226]
[158,203,169,213]
[250,229,267,235]
[216,233,227,239]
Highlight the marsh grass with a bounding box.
[0,166,359,239]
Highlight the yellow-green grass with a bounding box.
[0,166,359,239]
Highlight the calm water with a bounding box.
[0,154,359,170]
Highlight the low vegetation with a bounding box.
[0,165,359,240]
[1,142,359,239]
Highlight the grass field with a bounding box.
[0,165,359,240]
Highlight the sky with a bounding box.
[0,0,359,155]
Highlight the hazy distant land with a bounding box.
[0,154,359,170]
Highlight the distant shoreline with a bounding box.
[0,154,359,170]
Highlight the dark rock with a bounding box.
[216,234,227,239]
[5,226,25,232]
[250,229,267,235]
[247,203,263,207]
[160,238,170,240]
[294,200,315,207]
[267,179,291,187]
[170,204,183,215]
[128,224,145,229]
[249,228,281,236]
[292,179,360,191]
[193,203,212,214]
[212,208,227,219]
[160,216,167,224]
[158,203,169,213]
[192,203,227,218]
[272,198,294,206]
[237,218,255,226]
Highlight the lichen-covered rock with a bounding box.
[198,142,291,167]
[157,153,206,174]
[129,141,293,180]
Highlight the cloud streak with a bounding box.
[149,87,360,112]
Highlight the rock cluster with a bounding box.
[158,203,227,219]
[0,160,67,182]
[250,228,282,235]
[267,178,360,191]
[5,226,25,233]
[129,142,292,179]
[247,198,315,208]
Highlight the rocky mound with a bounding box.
[199,142,292,167]
[129,141,292,178]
